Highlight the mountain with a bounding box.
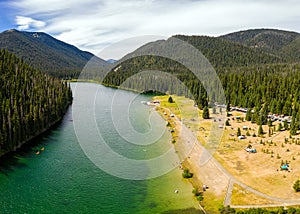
[173,34,284,68]
[101,29,300,113]
[106,59,118,64]
[220,28,300,62]
[0,29,107,78]
[103,32,285,80]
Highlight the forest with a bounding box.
[101,33,300,136]
[0,29,107,79]
[0,49,72,156]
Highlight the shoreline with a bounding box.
[153,95,300,212]
[66,81,300,211]
[152,97,226,212]
[69,80,222,211]
[0,101,72,159]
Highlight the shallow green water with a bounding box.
[0,83,197,214]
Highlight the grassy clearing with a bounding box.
[153,95,225,213]
[154,94,300,207]
[231,184,278,205]
[154,95,216,146]
[216,111,300,200]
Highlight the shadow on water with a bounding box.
[0,119,65,175]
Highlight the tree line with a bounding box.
[0,49,72,156]
[100,37,300,135]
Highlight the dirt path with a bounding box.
[224,179,234,206]
[163,107,300,207]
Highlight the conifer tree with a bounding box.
[0,50,72,155]
[245,109,252,121]
[258,124,264,136]
[202,106,209,119]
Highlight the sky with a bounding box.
[0,0,300,59]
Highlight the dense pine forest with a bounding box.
[221,29,300,62]
[101,30,300,135]
[0,49,72,156]
[0,29,107,78]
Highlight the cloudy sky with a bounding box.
[1,0,300,59]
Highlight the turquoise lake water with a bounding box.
[0,83,198,214]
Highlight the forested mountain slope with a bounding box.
[101,31,294,107]
[0,49,73,156]
[101,29,300,135]
[174,34,284,69]
[220,29,300,62]
[0,29,107,78]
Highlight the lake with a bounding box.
[0,83,198,214]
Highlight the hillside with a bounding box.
[0,49,73,156]
[220,29,300,62]
[0,29,107,78]
[173,34,284,69]
[102,32,290,104]
[102,30,300,133]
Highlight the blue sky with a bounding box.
[1,0,300,59]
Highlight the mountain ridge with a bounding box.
[0,29,107,78]
[219,28,300,62]
[1,28,299,79]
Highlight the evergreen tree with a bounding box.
[202,106,209,119]
[237,127,241,136]
[258,125,264,136]
[226,102,231,112]
[225,120,230,126]
[293,180,300,192]
[260,105,268,125]
[0,50,72,156]
[168,96,174,103]
[100,35,300,136]
[245,109,252,121]
[290,118,297,135]
[284,120,289,130]
[277,123,283,131]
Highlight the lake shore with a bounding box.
[152,95,227,213]
[152,95,300,211]
[0,101,72,159]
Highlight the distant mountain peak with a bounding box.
[220,28,300,62]
[0,29,108,78]
[106,59,117,64]
[4,29,17,33]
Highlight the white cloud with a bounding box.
[10,0,300,59]
[15,16,46,30]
